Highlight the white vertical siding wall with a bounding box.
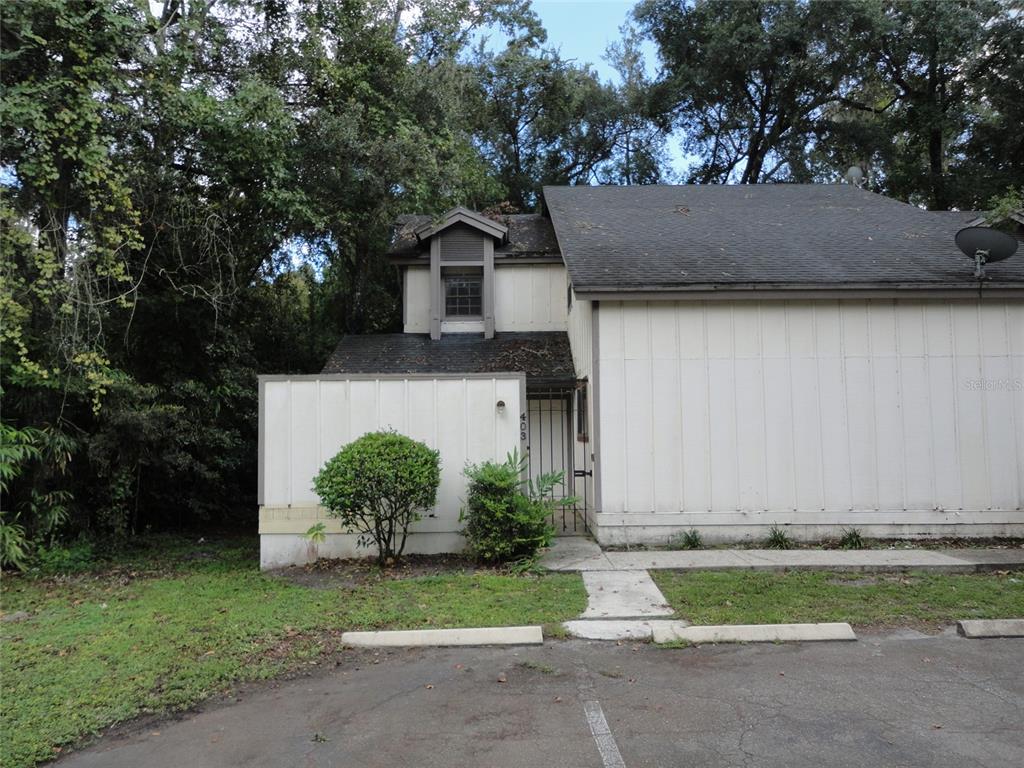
[404,263,567,334]
[595,299,1024,538]
[494,264,568,332]
[260,374,524,530]
[403,267,431,333]
[567,288,596,519]
[567,288,593,378]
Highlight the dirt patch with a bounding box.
[268,554,504,589]
[851,620,952,635]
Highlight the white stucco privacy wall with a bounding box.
[258,374,525,568]
[593,298,1024,544]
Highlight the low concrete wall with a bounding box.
[261,534,465,570]
[591,510,1024,548]
[258,505,466,569]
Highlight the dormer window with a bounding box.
[413,206,508,339]
[444,267,483,317]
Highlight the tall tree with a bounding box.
[636,0,1023,207]
[834,0,1004,209]
[469,42,624,209]
[952,3,1024,208]
[603,25,670,185]
[635,0,874,184]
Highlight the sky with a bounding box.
[527,1,657,82]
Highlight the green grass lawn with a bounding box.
[652,569,1024,627]
[0,537,585,768]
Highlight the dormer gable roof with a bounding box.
[413,206,508,243]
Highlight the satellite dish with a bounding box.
[955,226,1018,278]
[844,165,865,186]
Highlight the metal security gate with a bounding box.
[526,386,590,534]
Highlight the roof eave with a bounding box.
[573,282,1024,301]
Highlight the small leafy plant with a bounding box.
[461,451,575,563]
[765,524,793,550]
[304,522,327,544]
[313,431,440,566]
[302,521,328,562]
[669,528,704,550]
[985,187,1023,235]
[838,527,866,550]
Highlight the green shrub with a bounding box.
[313,431,440,565]
[838,527,866,550]
[669,528,704,550]
[461,452,571,563]
[765,523,793,550]
[34,540,96,575]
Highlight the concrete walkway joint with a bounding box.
[563,619,689,641]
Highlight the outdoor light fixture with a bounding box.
[496,400,506,412]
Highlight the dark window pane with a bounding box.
[444,273,482,317]
[576,383,588,439]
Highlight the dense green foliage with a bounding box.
[0,535,586,767]
[461,452,568,562]
[313,432,440,563]
[2,1,1021,566]
[635,0,1024,208]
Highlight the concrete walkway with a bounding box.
[580,571,673,619]
[564,558,681,640]
[541,538,1024,573]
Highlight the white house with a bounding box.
[259,185,1024,567]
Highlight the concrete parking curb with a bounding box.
[956,619,1024,638]
[341,626,544,647]
[652,622,857,645]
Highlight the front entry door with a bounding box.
[526,387,588,533]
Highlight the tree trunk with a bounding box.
[926,30,948,210]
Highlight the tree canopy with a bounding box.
[635,0,1023,207]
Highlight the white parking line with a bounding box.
[583,700,627,768]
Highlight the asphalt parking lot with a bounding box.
[56,631,1024,768]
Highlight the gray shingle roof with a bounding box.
[389,213,560,258]
[542,184,1024,292]
[321,332,575,386]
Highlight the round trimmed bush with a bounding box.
[313,431,440,565]
[460,453,559,563]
